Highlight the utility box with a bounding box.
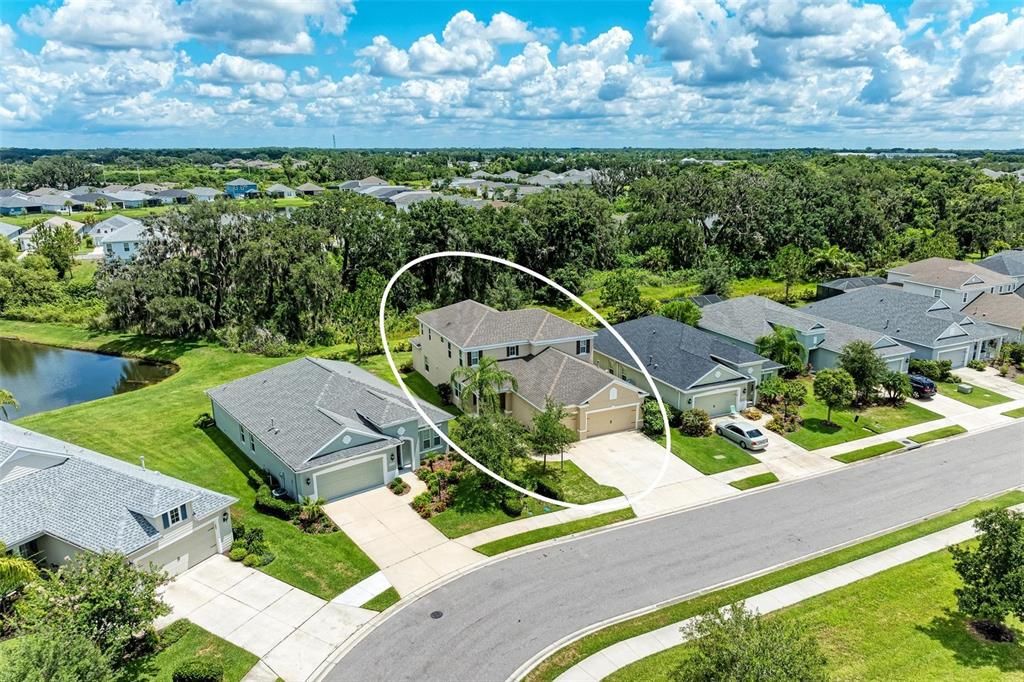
[957,384,973,394]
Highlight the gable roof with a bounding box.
[803,285,1006,347]
[889,257,1014,290]
[296,182,325,191]
[92,214,142,233]
[499,348,640,408]
[265,183,294,193]
[819,276,886,292]
[226,178,258,187]
[977,250,1024,278]
[961,292,1024,330]
[595,316,772,391]
[0,221,22,239]
[186,187,222,197]
[41,216,85,232]
[207,358,453,472]
[153,189,191,199]
[0,423,234,554]
[417,300,594,349]
[103,220,153,244]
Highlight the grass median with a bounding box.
[832,440,902,463]
[910,425,968,444]
[475,508,636,556]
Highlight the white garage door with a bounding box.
[316,457,386,501]
[692,391,734,417]
[139,523,218,578]
[937,347,969,369]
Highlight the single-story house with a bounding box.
[128,182,167,194]
[0,194,42,216]
[66,185,100,195]
[185,187,223,202]
[360,185,411,198]
[887,257,1016,309]
[803,285,1006,368]
[265,183,296,198]
[41,216,87,237]
[296,182,325,196]
[152,189,192,204]
[389,190,438,211]
[102,220,154,261]
[106,190,153,209]
[35,193,84,213]
[699,295,914,373]
[0,422,235,577]
[816,276,886,300]
[101,184,127,193]
[594,315,782,417]
[207,358,454,501]
[225,178,259,199]
[27,187,59,197]
[90,214,142,245]
[0,220,23,242]
[71,191,122,206]
[976,250,1024,289]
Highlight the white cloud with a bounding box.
[948,13,1024,95]
[181,0,355,55]
[189,53,286,83]
[19,0,185,49]
[0,23,16,51]
[196,83,233,98]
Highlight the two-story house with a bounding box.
[413,300,646,439]
[886,257,1016,308]
[208,358,454,501]
[0,422,235,577]
[224,178,259,199]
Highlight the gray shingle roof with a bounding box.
[207,358,452,472]
[418,300,594,349]
[186,187,223,197]
[977,251,1024,278]
[0,221,22,239]
[595,316,771,390]
[0,423,234,554]
[819,276,886,291]
[226,178,258,186]
[803,286,1006,348]
[499,348,635,407]
[297,182,325,192]
[265,183,294,193]
[103,221,153,244]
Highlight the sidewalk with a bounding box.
[553,512,1005,681]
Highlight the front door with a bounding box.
[396,444,405,468]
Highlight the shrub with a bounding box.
[740,406,762,421]
[967,359,987,371]
[388,478,410,495]
[501,494,525,517]
[411,491,433,518]
[246,468,268,489]
[679,409,712,437]
[255,484,299,519]
[242,554,260,567]
[765,412,800,433]
[172,658,224,682]
[228,547,247,562]
[399,359,415,374]
[231,522,245,540]
[667,405,683,428]
[909,358,954,382]
[160,620,192,646]
[641,399,665,436]
[999,363,1011,377]
[436,382,452,404]
[192,412,214,429]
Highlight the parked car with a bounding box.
[909,374,937,399]
[715,420,769,450]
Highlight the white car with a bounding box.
[715,420,769,451]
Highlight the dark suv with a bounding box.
[909,374,937,399]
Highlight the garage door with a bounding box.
[937,347,969,369]
[139,523,218,578]
[316,457,385,501]
[692,391,734,417]
[585,407,636,438]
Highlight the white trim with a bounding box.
[578,379,645,406]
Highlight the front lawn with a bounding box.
[475,508,636,556]
[832,440,903,464]
[656,431,761,474]
[608,547,1024,682]
[428,473,560,538]
[786,380,941,450]
[361,587,401,611]
[936,381,1012,409]
[536,460,623,504]
[133,620,258,682]
[1,320,379,600]
[729,472,779,490]
[910,425,968,444]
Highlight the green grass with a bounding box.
[535,460,623,504]
[936,381,1013,409]
[910,425,968,444]
[523,490,1024,682]
[832,440,903,463]
[361,587,401,611]
[729,472,779,490]
[428,473,561,538]
[1002,406,1024,419]
[475,508,637,556]
[608,548,1024,682]
[0,320,378,600]
[133,620,258,682]
[786,380,942,450]
[656,431,761,475]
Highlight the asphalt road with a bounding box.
[324,423,1024,682]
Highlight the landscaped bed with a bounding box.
[1,320,379,600]
[935,381,1012,409]
[832,440,903,463]
[606,545,1024,682]
[656,431,761,474]
[785,379,941,450]
[910,425,968,444]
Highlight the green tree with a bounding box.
[839,340,887,404]
[451,355,518,415]
[31,224,78,279]
[530,398,577,470]
[22,156,100,190]
[696,247,735,297]
[0,388,19,421]
[671,602,828,682]
[0,540,37,593]
[298,496,326,531]
[660,299,702,326]
[771,243,809,302]
[880,370,911,405]
[809,244,864,280]
[12,552,169,661]
[755,327,805,376]
[0,624,113,682]
[950,508,1024,641]
[601,268,657,322]
[813,368,856,425]
[780,379,808,418]
[453,413,529,487]
[337,269,387,360]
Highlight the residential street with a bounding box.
[322,422,1024,682]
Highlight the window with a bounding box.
[161,504,189,529]
[609,387,618,400]
[240,426,246,443]
[169,507,181,524]
[576,339,591,355]
[458,351,464,367]
[448,341,452,358]
[433,433,441,447]
[468,350,481,366]
[250,438,255,453]
[506,345,519,358]
[123,243,130,252]
[963,292,969,304]
[428,328,432,340]
[425,356,430,372]
[421,433,432,449]
[420,323,423,335]
[452,382,462,398]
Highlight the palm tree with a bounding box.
[451,356,518,414]
[809,244,864,279]
[0,542,38,592]
[298,496,326,530]
[755,327,805,376]
[0,389,18,421]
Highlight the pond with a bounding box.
[0,337,176,420]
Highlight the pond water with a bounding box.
[0,337,176,420]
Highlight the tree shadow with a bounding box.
[916,608,1024,673]
[446,473,503,514]
[199,424,263,492]
[800,418,842,435]
[95,333,200,363]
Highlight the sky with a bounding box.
[0,0,1021,149]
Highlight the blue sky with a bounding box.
[1,1,1021,149]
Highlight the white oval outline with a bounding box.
[378,251,672,509]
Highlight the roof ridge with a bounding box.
[546,352,570,398]
[465,308,492,346]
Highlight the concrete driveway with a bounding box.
[716,415,841,481]
[568,431,736,516]
[324,474,482,596]
[158,555,378,682]
[962,367,1024,401]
